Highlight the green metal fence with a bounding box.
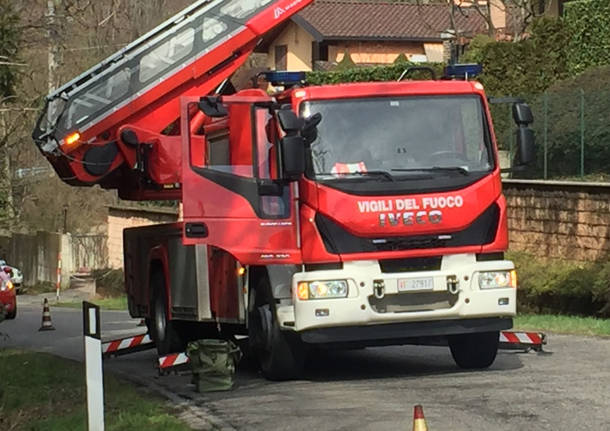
[490,88,610,180]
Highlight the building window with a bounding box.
[275,45,287,71]
[312,42,329,63]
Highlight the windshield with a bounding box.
[301,95,493,179]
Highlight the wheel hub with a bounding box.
[155,297,166,342]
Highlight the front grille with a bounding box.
[379,257,442,273]
[369,292,458,313]
[315,203,500,254]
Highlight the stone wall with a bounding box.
[107,206,178,269]
[504,180,610,262]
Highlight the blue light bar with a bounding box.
[264,71,306,86]
[444,64,483,79]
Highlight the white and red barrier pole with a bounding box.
[83,301,105,431]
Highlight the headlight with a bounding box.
[297,280,348,300]
[1,281,12,291]
[478,270,517,289]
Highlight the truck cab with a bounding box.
[175,70,534,378]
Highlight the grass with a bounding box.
[514,314,610,337]
[0,349,190,431]
[21,281,56,295]
[56,296,128,311]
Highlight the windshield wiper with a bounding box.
[317,170,394,181]
[392,167,469,176]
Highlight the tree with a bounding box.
[0,0,21,99]
[0,0,191,233]
[0,0,23,224]
[404,0,558,41]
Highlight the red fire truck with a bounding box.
[33,0,535,379]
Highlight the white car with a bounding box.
[0,260,23,294]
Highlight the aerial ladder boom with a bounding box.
[33,0,313,200]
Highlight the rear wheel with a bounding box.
[149,271,185,356]
[248,277,304,380]
[449,331,499,369]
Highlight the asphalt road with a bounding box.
[2,300,609,431]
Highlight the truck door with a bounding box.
[181,96,301,265]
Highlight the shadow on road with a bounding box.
[234,344,524,385]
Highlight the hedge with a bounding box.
[528,65,610,178]
[565,0,610,75]
[91,268,125,298]
[461,17,571,97]
[306,61,444,85]
[510,251,610,317]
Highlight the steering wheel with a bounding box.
[425,151,467,163]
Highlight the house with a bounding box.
[106,206,179,268]
[261,0,569,71]
[262,0,488,71]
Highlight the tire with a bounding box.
[248,277,304,380]
[150,271,185,356]
[449,331,499,369]
[6,301,16,319]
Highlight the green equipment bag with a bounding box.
[187,339,242,392]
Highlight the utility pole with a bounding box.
[48,0,60,92]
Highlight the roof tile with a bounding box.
[296,1,488,41]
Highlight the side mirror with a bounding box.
[277,110,304,134]
[199,96,228,118]
[513,103,533,126]
[281,135,305,181]
[515,127,536,166]
[302,113,322,144]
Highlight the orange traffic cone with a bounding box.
[413,405,428,431]
[39,298,55,331]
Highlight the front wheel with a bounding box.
[248,279,304,380]
[449,331,499,369]
[149,272,185,356]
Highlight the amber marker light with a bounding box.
[64,131,81,147]
[297,282,309,300]
[510,270,518,289]
[237,266,246,277]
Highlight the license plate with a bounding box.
[398,277,434,292]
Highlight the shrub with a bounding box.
[564,0,610,75]
[393,53,409,64]
[91,268,125,298]
[525,65,610,178]
[509,251,610,317]
[464,17,571,97]
[24,281,56,295]
[306,61,444,85]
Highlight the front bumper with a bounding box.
[286,254,516,333]
[300,317,512,345]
